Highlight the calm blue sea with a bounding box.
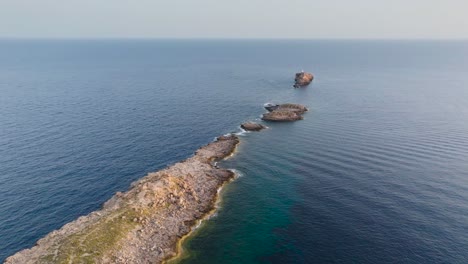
[1,40,468,263]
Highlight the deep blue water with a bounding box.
[1,40,468,263]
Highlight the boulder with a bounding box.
[241,122,266,131]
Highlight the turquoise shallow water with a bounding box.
[1,40,468,263]
[176,41,468,263]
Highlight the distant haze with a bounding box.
[1,0,468,39]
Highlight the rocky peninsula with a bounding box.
[5,135,239,264]
[5,71,310,264]
[262,103,308,122]
[294,72,314,88]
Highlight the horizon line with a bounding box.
[1,37,468,41]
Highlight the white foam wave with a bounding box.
[229,169,245,179]
[235,127,249,136]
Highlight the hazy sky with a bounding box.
[1,0,468,39]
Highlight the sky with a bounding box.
[1,0,468,39]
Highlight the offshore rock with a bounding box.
[241,122,266,131]
[264,103,308,114]
[262,103,308,122]
[294,72,314,88]
[5,135,240,264]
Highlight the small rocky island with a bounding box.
[241,122,266,131]
[262,103,308,122]
[5,135,239,264]
[294,71,314,88]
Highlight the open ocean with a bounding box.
[1,40,468,263]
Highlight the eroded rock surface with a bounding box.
[5,135,240,264]
[262,103,308,122]
[294,72,314,88]
[241,122,266,131]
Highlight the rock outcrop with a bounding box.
[5,135,240,264]
[262,103,308,122]
[241,122,266,131]
[294,72,314,88]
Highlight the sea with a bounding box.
[1,39,468,263]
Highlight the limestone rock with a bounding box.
[262,103,308,122]
[294,72,314,88]
[241,122,266,131]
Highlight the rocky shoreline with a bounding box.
[5,135,239,264]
